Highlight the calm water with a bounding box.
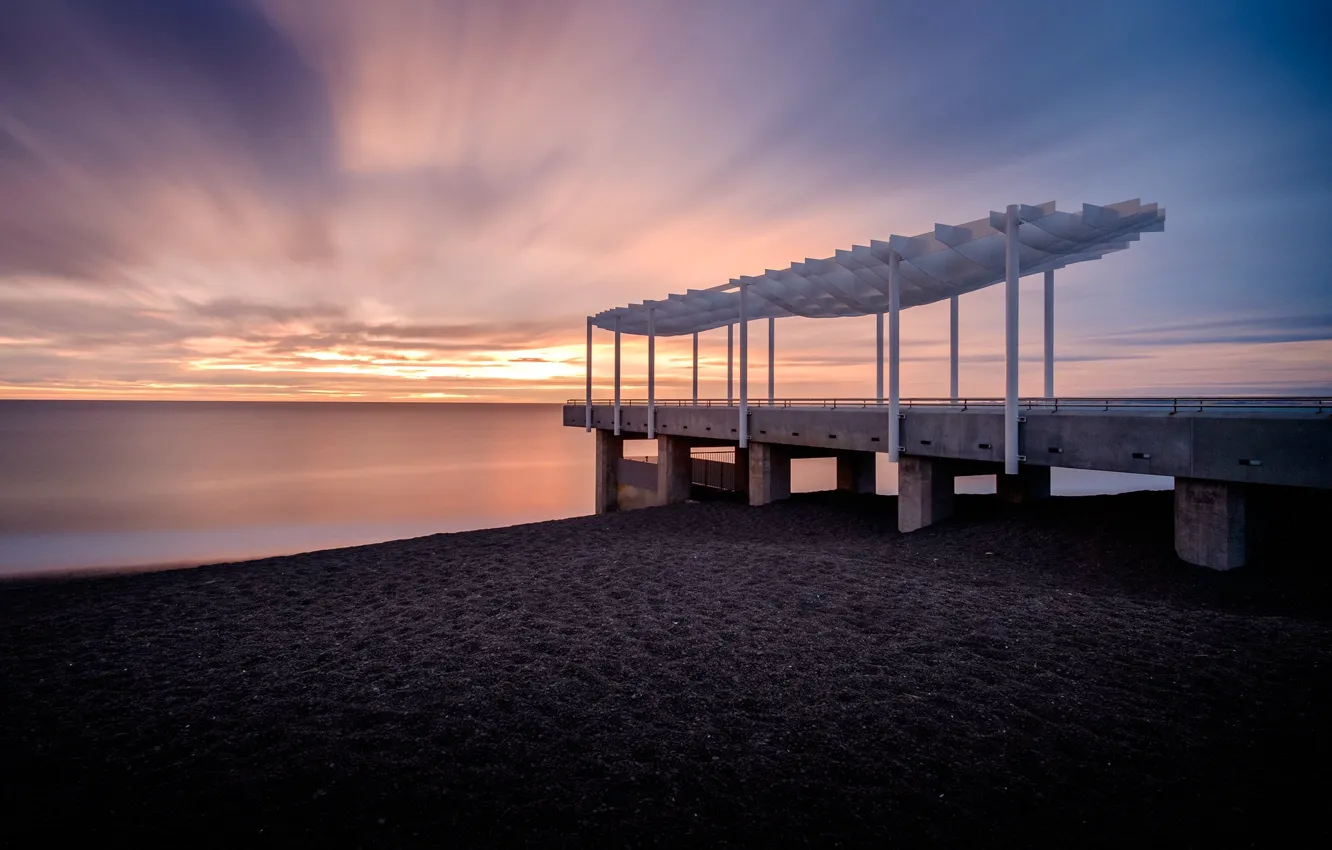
[0,401,1171,577]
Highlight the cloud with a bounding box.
[0,0,1330,399]
[1096,314,1332,346]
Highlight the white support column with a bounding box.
[888,251,901,462]
[739,283,749,448]
[613,316,622,436]
[692,331,699,405]
[875,312,884,404]
[1044,270,1054,398]
[767,316,775,406]
[949,295,959,400]
[1004,204,1020,475]
[727,324,734,405]
[585,316,593,432]
[647,305,656,439]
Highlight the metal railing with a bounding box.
[624,449,741,492]
[572,396,1330,414]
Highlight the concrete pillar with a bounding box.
[836,451,877,494]
[1175,478,1247,570]
[595,429,624,514]
[734,447,749,497]
[997,465,1051,504]
[898,456,955,533]
[657,435,693,506]
[748,442,791,506]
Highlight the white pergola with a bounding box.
[583,199,1165,474]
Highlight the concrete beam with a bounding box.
[837,450,877,494]
[657,435,693,505]
[1175,477,1247,570]
[997,464,1051,504]
[595,429,624,514]
[748,441,791,506]
[899,456,955,532]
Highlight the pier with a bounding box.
[566,200,1331,569]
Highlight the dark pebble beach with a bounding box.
[2,490,1330,847]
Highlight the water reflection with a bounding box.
[0,401,1171,577]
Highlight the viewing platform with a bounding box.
[567,198,1330,570]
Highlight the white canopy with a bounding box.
[593,199,1164,336]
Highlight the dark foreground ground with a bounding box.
[2,490,1330,848]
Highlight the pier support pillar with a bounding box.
[997,465,1051,504]
[748,442,791,506]
[837,451,877,494]
[1175,478,1247,570]
[734,447,750,497]
[595,429,624,514]
[657,435,693,506]
[898,456,955,533]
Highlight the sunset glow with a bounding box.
[1,0,1329,401]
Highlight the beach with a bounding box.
[2,490,1329,847]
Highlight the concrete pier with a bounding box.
[570,399,1331,569]
[657,435,693,506]
[1175,477,1247,570]
[595,429,623,515]
[748,442,791,507]
[997,465,1052,504]
[837,450,877,494]
[898,456,956,533]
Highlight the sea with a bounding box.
[0,400,1172,578]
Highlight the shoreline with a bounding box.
[3,490,1329,846]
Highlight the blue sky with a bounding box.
[0,0,1328,399]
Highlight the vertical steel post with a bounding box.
[692,331,699,405]
[767,316,775,406]
[727,324,734,405]
[1004,204,1020,475]
[950,295,959,400]
[875,312,884,404]
[647,305,656,439]
[613,316,621,436]
[888,251,901,461]
[739,283,748,448]
[1044,270,1054,398]
[585,316,593,432]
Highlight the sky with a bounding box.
[1,0,1329,402]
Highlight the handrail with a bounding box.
[569,396,1331,413]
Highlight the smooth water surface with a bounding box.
[0,401,1171,577]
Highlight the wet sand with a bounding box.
[2,491,1329,847]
